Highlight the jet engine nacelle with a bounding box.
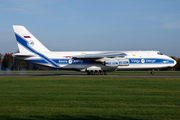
[105,59,119,67]
[104,59,129,67]
[118,59,129,66]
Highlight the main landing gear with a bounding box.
[87,70,107,75]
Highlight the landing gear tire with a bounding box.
[104,71,107,75]
[100,71,103,75]
[96,71,99,75]
[91,71,95,75]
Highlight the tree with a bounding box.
[0,53,4,70]
[1,53,13,70]
[175,57,180,71]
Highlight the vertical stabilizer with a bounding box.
[13,25,50,53]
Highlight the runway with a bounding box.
[1,74,180,78]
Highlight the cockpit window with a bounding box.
[157,52,163,55]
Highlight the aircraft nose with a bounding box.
[173,59,177,66]
[169,57,177,67]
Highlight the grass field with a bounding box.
[0,77,180,120]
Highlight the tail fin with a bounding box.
[13,25,50,53]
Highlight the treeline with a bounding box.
[0,53,180,71]
[0,53,52,71]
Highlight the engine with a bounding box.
[104,59,129,67]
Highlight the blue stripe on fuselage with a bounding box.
[128,58,174,64]
[26,58,175,65]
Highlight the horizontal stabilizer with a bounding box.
[13,53,37,57]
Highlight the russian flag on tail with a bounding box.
[24,36,31,38]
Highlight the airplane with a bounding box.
[12,25,176,75]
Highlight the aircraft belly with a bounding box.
[117,63,173,70]
[61,64,117,71]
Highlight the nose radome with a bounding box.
[173,59,177,66]
[169,57,177,67]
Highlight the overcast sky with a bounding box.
[0,0,180,57]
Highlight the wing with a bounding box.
[72,52,127,60]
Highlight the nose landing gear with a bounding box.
[151,69,154,75]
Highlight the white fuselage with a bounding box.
[22,51,176,72]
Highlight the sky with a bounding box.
[0,0,180,57]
